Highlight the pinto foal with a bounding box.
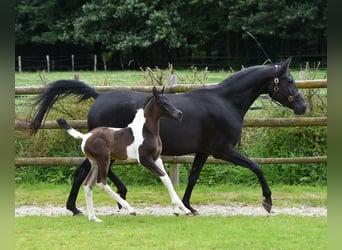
[57,87,191,222]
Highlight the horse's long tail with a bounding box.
[56,118,85,140]
[30,80,98,135]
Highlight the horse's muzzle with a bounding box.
[176,110,183,121]
[293,100,307,115]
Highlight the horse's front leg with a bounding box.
[182,153,208,215]
[213,147,272,213]
[66,159,91,215]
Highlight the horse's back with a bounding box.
[87,90,149,129]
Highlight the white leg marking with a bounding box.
[83,185,102,222]
[96,183,136,215]
[155,158,191,215]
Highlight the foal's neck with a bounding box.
[143,100,161,136]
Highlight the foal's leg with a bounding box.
[141,157,191,215]
[83,160,102,222]
[96,156,136,215]
[96,183,136,215]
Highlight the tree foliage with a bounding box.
[15,0,327,66]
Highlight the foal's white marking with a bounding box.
[155,158,192,215]
[126,108,145,163]
[66,127,85,140]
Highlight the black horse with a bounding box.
[30,59,306,215]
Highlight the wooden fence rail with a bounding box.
[15,117,327,130]
[15,156,327,167]
[15,79,327,184]
[15,79,327,95]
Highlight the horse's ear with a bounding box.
[284,57,292,67]
[278,58,291,75]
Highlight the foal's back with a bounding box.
[84,108,147,161]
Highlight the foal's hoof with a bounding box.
[130,212,137,216]
[262,201,272,213]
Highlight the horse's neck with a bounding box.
[219,66,273,114]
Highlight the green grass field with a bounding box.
[16,215,326,250]
[15,184,326,249]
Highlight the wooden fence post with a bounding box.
[18,56,22,73]
[71,54,75,72]
[167,70,177,87]
[102,55,107,71]
[46,55,50,72]
[169,164,180,186]
[94,54,97,72]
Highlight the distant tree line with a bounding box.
[15,0,327,70]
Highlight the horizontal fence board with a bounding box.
[15,155,327,167]
[15,117,327,130]
[15,79,327,95]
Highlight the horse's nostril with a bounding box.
[177,111,183,120]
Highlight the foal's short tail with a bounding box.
[56,118,85,140]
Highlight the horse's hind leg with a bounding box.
[213,147,272,213]
[107,161,128,210]
[66,159,91,215]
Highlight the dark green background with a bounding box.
[1,1,14,249]
[327,1,342,249]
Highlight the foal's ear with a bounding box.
[152,86,158,98]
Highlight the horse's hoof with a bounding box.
[72,210,83,216]
[130,212,137,216]
[262,201,272,213]
[192,210,200,216]
[173,212,180,216]
[68,206,83,216]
